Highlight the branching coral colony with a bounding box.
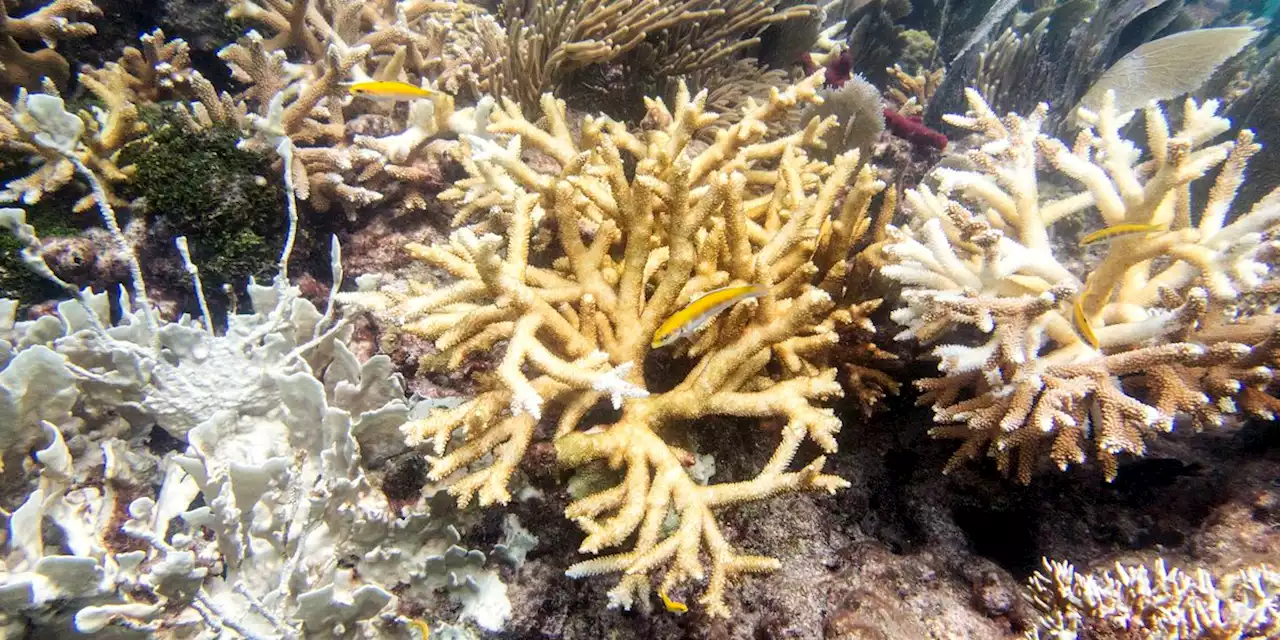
[875,88,1280,483]
[1024,558,1280,638]
[339,71,895,615]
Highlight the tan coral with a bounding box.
[0,30,223,211]
[875,88,1280,482]
[886,63,943,117]
[339,71,895,615]
[0,0,100,92]
[219,0,503,217]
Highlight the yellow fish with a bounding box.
[1073,299,1100,349]
[1079,222,1165,246]
[406,618,430,638]
[347,80,432,102]
[659,590,688,614]
[652,284,767,348]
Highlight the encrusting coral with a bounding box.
[875,88,1280,483]
[339,70,895,616]
[1024,557,1280,639]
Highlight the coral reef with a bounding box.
[928,0,1254,131]
[126,115,285,287]
[875,87,1280,482]
[339,71,896,616]
[218,0,501,218]
[1025,558,1280,638]
[0,29,214,212]
[0,93,520,637]
[799,74,884,162]
[0,0,101,92]
[496,0,816,114]
[886,62,943,117]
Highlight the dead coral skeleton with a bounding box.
[875,88,1280,482]
[1025,558,1280,639]
[339,70,894,616]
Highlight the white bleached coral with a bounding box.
[0,98,517,636]
[875,88,1280,482]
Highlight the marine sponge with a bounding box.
[875,88,1280,482]
[339,71,893,616]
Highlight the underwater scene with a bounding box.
[2,0,1280,637]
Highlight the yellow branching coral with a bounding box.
[340,71,892,615]
[886,63,943,117]
[0,30,210,210]
[0,0,100,92]
[875,88,1280,482]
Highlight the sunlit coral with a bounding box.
[339,71,894,616]
[0,0,100,92]
[875,88,1280,482]
[215,0,503,217]
[0,30,218,211]
[1025,558,1280,639]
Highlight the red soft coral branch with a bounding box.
[882,108,947,151]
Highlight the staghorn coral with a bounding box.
[0,30,218,212]
[667,57,797,134]
[874,88,1280,483]
[218,0,502,218]
[1025,558,1280,639]
[886,62,943,117]
[339,71,895,616]
[0,0,100,92]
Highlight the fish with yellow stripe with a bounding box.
[651,284,768,348]
[1072,299,1100,349]
[347,80,433,102]
[1079,222,1165,246]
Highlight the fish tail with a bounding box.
[1073,299,1100,349]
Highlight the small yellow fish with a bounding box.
[659,590,688,614]
[406,618,430,638]
[1073,299,1100,349]
[1079,222,1165,246]
[651,284,768,348]
[348,80,432,102]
